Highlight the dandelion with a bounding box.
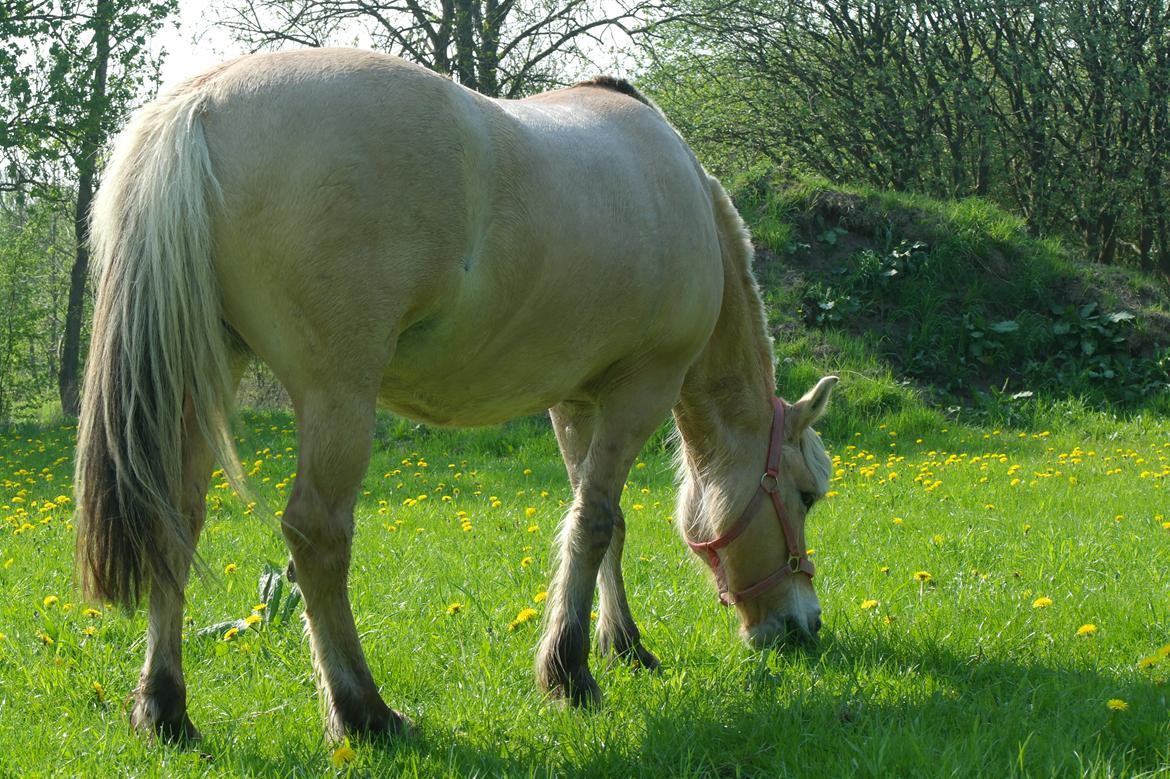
[36,631,53,645]
[1157,644,1170,659]
[92,681,105,702]
[520,556,534,568]
[1032,597,1053,609]
[223,627,240,641]
[1138,655,1159,669]
[508,607,539,631]
[525,507,537,518]
[82,626,97,637]
[879,566,890,574]
[1076,624,1097,637]
[533,591,548,603]
[83,607,101,618]
[252,603,267,612]
[244,614,262,627]
[1106,699,1128,712]
[861,599,879,610]
[224,563,238,574]
[446,602,463,615]
[331,738,357,768]
[914,571,932,583]
[527,524,539,533]
[893,517,904,525]
[522,468,533,476]
[42,595,58,608]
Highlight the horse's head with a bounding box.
[679,376,837,649]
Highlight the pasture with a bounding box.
[1,404,1168,777]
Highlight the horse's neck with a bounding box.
[673,261,775,477]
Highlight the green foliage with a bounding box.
[736,173,1170,412]
[647,0,1170,275]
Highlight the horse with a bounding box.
[73,48,837,742]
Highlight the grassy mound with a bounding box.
[733,170,1170,421]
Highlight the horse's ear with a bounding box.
[787,376,838,439]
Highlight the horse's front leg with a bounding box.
[538,374,682,705]
[596,512,660,670]
[282,392,406,741]
[535,487,618,706]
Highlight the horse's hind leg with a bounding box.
[131,360,242,741]
[281,388,404,740]
[549,403,659,671]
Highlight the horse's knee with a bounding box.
[576,493,620,557]
[280,484,353,569]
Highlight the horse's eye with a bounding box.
[800,491,817,510]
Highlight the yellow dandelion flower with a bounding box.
[331,738,357,768]
[1106,698,1128,712]
[533,591,548,603]
[525,507,537,518]
[914,571,932,583]
[82,626,97,637]
[522,468,533,476]
[42,595,58,608]
[36,631,53,645]
[223,627,239,641]
[1157,644,1170,659]
[244,614,262,626]
[223,563,238,574]
[892,517,904,525]
[252,603,267,612]
[1032,596,1053,609]
[527,524,539,533]
[1138,655,1159,669]
[879,566,890,574]
[1076,624,1097,637]
[861,599,879,610]
[92,681,104,701]
[520,556,534,568]
[508,607,539,631]
[83,607,101,618]
[446,602,463,615]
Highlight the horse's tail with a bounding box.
[75,88,245,609]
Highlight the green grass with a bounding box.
[2,403,1169,777]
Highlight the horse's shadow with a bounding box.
[209,631,1166,777]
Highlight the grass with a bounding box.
[1,401,1169,777]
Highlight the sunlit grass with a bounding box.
[0,407,1168,777]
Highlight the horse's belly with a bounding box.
[375,368,577,427]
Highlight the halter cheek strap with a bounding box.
[685,397,815,606]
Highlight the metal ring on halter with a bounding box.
[760,472,779,493]
[787,554,801,573]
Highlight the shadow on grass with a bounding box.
[195,630,1167,778]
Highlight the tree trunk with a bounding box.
[59,0,111,417]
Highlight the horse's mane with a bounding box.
[575,76,653,107]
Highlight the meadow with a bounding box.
[1,402,1169,778]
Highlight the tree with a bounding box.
[0,0,176,415]
[215,0,678,97]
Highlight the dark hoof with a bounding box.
[328,693,410,741]
[538,664,602,709]
[598,634,661,672]
[131,694,202,743]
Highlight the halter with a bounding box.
[685,397,815,606]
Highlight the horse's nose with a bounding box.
[810,610,823,635]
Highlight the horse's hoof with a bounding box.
[131,698,203,743]
[598,634,661,672]
[539,666,602,709]
[327,695,411,742]
[131,675,203,744]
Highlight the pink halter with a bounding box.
[685,397,815,606]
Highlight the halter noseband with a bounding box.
[684,397,815,606]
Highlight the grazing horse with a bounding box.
[74,48,837,742]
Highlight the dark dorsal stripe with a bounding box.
[575,76,651,106]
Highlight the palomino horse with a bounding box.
[74,48,836,742]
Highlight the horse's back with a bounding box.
[188,49,723,422]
